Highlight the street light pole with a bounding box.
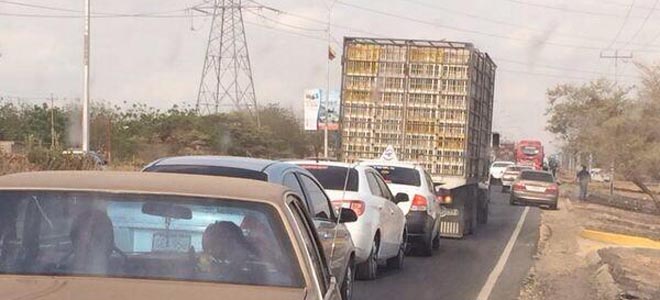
[82,0,90,152]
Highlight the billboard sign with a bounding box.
[304,89,322,131]
[304,89,340,131]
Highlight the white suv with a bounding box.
[363,161,442,256]
[292,161,409,280]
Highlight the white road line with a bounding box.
[476,206,530,300]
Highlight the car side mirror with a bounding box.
[394,193,409,204]
[338,208,358,223]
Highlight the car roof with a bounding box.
[147,155,278,172]
[0,171,290,206]
[492,161,515,165]
[289,160,357,169]
[358,160,420,169]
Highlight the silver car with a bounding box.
[143,156,357,300]
[510,170,559,210]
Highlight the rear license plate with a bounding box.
[153,232,191,252]
[526,186,546,192]
[443,208,460,217]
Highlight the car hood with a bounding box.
[0,275,306,300]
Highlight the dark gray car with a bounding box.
[143,156,357,300]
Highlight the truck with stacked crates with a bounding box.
[338,37,496,238]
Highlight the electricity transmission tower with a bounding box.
[194,0,272,119]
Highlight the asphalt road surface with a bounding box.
[353,189,542,300]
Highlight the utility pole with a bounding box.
[82,0,91,152]
[194,0,272,126]
[599,49,632,84]
[599,49,631,196]
[50,94,56,149]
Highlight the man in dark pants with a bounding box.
[576,165,591,200]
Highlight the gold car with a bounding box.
[509,170,559,210]
[0,171,344,300]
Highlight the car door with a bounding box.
[296,173,351,283]
[374,172,405,249]
[287,195,340,300]
[365,171,396,258]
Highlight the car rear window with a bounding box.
[369,165,421,187]
[297,165,359,192]
[520,171,554,183]
[492,163,513,168]
[506,166,530,172]
[0,191,303,288]
[522,146,540,156]
[145,165,268,181]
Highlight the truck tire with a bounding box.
[478,200,489,225]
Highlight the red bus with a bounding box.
[515,140,544,170]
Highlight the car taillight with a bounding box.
[332,200,365,216]
[545,185,558,194]
[513,182,525,190]
[411,194,428,211]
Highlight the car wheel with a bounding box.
[340,260,355,300]
[509,197,516,205]
[550,202,558,210]
[432,232,440,250]
[419,232,434,257]
[387,231,406,270]
[356,237,379,280]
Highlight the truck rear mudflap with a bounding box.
[439,208,464,238]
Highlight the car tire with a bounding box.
[509,197,516,205]
[356,237,379,280]
[550,202,558,210]
[419,232,434,257]
[340,260,355,300]
[387,231,406,270]
[432,232,440,250]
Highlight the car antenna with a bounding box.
[329,161,358,260]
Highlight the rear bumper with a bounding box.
[511,191,557,204]
[405,211,434,242]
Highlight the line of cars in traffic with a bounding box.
[0,155,448,300]
[489,160,560,210]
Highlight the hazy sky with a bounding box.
[2,0,660,153]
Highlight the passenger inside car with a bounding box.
[198,221,254,281]
[69,209,116,275]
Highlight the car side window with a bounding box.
[374,173,395,201]
[424,171,435,193]
[287,195,330,293]
[283,172,309,211]
[366,172,385,198]
[298,174,333,220]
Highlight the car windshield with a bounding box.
[520,171,554,183]
[145,165,268,181]
[297,165,359,192]
[0,191,302,287]
[369,165,421,187]
[506,166,529,172]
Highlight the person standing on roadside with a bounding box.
[576,165,591,200]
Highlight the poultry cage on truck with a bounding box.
[338,37,496,238]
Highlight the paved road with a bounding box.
[353,189,541,300]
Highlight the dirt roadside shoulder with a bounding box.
[518,193,660,300]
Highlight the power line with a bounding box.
[398,0,646,48]
[334,1,612,52]
[622,0,660,49]
[606,0,636,50]
[501,0,643,18]
[0,0,197,18]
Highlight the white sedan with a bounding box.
[489,161,515,185]
[363,161,443,256]
[292,161,408,280]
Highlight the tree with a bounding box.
[546,72,660,212]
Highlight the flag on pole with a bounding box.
[328,46,336,60]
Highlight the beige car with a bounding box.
[0,171,350,300]
[509,170,559,210]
